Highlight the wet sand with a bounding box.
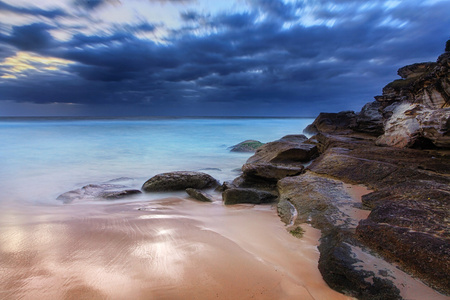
[0,197,353,300]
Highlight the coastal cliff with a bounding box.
[225,41,450,299]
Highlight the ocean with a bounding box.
[0,117,314,206]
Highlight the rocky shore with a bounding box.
[221,42,450,298]
[56,42,449,299]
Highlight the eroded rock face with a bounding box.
[375,53,449,110]
[376,103,450,148]
[142,171,219,192]
[355,101,384,135]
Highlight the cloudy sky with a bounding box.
[0,0,449,116]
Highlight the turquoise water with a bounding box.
[0,117,313,205]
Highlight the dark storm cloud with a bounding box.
[0,0,449,116]
[0,1,67,18]
[0,23,55,51]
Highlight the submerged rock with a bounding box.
[229,140,264,152]
[185,188,214,202]
[57,184,141,203]
[142,171,219,192]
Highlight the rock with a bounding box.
[417,108,450,148]
[277,171,369,230]
[222,188,277,205]
[277,172,402,299]
[214,181,236,192]
[57,184,141,203]
[318,232,402,300]
[242,163,304,181]
[186,188,213,202]
[276,134,309,143]
[233,135,315,188]
[376,103,422,148]
[304,131,450,294]
[247,140,318,165]
[308,133,450,190]
[397,62,437,79]
[142,171,219,192]
[303,111,357,135]
[355,101,384,135]
[229,140,264,152]
[376,103,450,148]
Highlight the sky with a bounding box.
[0,0,449,117]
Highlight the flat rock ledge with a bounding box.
[223,188,277,205]
[142,171,219,192]
[226,126,449,298]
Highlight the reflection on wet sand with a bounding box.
[0,197,353,300]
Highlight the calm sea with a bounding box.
[0,117,313,205]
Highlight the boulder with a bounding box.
[247,139,318,165]
[142,171,219,192]
[303,111,357,135]
[222,188,277,205]
[186,188,213,202]
[229,140,264,152]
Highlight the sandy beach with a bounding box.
[0,196,353,300]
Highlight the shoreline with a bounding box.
[0,197,352,300]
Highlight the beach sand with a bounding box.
[0,197,353,300]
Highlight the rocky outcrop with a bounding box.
[222,134,317,203]
[373,45,450,148]
[307,43,450,149]
[222,188,277,205]
[57,184,142,203]
[305,132,450,294]
[142,171,218,192]
[185,188,214,202]
[229,140,264,152]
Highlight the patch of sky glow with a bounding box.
[383,1,401,9]
[318,57,339,64]
[378,16,408,28]
[0,52,74,79]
